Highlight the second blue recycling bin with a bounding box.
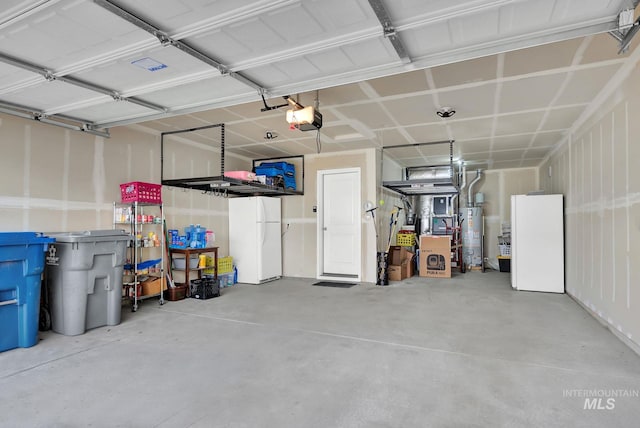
[0,232,54,353]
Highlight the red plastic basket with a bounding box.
[120,181,162,203]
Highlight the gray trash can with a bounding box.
[45,230,131,336]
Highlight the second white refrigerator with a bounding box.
[229,196,282,284]
[510,194,564,293]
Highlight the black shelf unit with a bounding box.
[381,140,459,196]
[382,178,458,196]
[160,123,304,197]
[161,175,303,196]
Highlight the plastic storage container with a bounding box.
[163,284,187,301]
[190,277,220,300]
[172,256,199,270]
[45,230,131,336]
[498,256,511,272]
[0,232,54,352]
[119,181,162,204]
[258,162,295,176]
[255,162,296,190]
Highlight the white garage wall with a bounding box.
[470,168,539,266]
[539,51,640,353]
[281,148,378,282]
[0,115,243,258]
[0,113,380,283]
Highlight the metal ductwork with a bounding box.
[451,164,466,214]
[402,196,416,225]
[408,168,445,234]
[467,169,483,207]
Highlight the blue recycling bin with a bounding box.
[0,232,54,352]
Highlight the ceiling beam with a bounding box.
[367,0,411,64]
[0,100,110,137]
[0,0,59,30]
[0,52,167,113]
[92,0,267,95]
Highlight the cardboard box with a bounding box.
[419,235,451,278]
[402,257,415,279]
[141,277,166,296]
[388,265,402,281]
[388,245,415,281]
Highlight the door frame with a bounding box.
[316,167,361,281]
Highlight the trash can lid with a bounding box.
[47,229,132,243]
[0,232,55,246]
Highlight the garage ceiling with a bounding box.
[0,0,638,169]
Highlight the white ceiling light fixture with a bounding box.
[436,107,456,118]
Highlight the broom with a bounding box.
[163,219,176,289]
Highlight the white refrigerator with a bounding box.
[511,194,564,293]
[229,196,282,284]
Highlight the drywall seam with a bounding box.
[485,167,538,174]
[189,158,195,225]
[569,133,575,291]
[592,128,604,299]
[564,192,640,214]
[581,136,586,296]
[282,217,315,224]
[499,171,505,223]
[162,206,229,217]
[598,126,603,301]
[169,152,176,223]
[22,125,31,229]
[149,148,155,182]
[0,196,228,217]
[93,136,106,228]
[308,147,371,161]
[126,143,132,181]
[62,131,70,231]
[625,101,630,309]
[0,196,111,210]
[611,111,616,303]
[489,53,504,153]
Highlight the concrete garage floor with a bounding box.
[1,271,640,427]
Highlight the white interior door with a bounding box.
[318,168,361,280]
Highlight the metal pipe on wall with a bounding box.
[467,169,483,207]
[451,164,466,215]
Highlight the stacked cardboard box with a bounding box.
[388,245,415,281]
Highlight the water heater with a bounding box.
[461,207,483,268]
